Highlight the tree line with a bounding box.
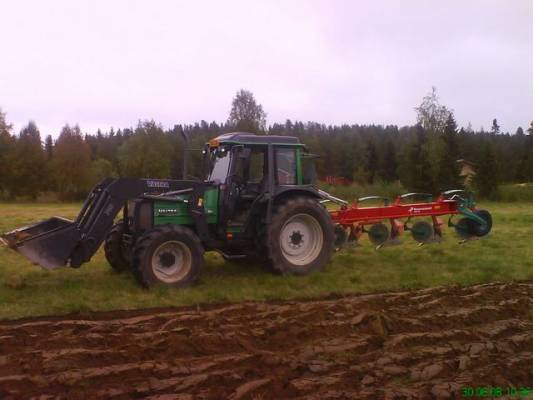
[0,88,532,200]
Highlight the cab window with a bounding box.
[248,148,265,183]
[276,148,297,184]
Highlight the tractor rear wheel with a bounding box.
[133,225,203,288]
[104,220,130,272]
[264,197,334,275]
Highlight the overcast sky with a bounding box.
[1,0,532,137]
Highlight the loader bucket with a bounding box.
[0,217,81,269]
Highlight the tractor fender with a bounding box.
[273,186,323,205]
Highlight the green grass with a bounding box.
[497,183,533,202]
[0,202,532,320]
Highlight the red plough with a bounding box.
[321,190,493,248]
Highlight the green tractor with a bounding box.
[1,133,335,287]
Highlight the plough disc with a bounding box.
[411,221,436,244]
[368,223,390,246]
[454,218,474,239]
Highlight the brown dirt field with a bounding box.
[0,282,532,399]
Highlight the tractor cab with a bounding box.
[204,133,315,228]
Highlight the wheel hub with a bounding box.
[289,231,304,248]
[159,252,176,268]
[280,214,324,266]
[151,241,192,283]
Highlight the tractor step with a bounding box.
[217,250,248,261]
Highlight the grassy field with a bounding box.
[0,202,532,320]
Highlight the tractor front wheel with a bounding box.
[265,197,334,275]
[133,225,203,288]
[104,220,130,272]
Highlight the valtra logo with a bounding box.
[146,180,170,189]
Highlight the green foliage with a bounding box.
[118,121,173,178]
[6,121,47,199]
[364,139,378,184]
[44,134,53,160]
[0,109,15,198]
[414,86,451,134]
[89,158,117,187]
[473,141,500,198]
[319,181,406,201]
[491,118,500,135]
[0,88,532,201]
[379,140,398,182]
[52,125,92,200]
[227,89,267,133]
[399,125,436,193]
[497,183,533,202]
[437,113,463,190]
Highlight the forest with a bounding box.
[0,88,532,201]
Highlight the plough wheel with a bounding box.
[455,209,493,239]
[471,209,492,237]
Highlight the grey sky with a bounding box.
[1,0,532,137]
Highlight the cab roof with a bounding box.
[211,132,302,146]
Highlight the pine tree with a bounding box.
[45,135,53,160]
[52,124,92,199]
[473,142,500,198]
[379,140,398,182]
[364,139,378,184]
[7,121,47,198]
[118,120,174,178]
[0,108,15,198]
[491,119,500,135]
[400,125,435,192]
[437,113,463,190]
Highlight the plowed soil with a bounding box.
[0,282,532,399]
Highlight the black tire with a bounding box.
[104,220,130,272]
[133,225,204,288]
[263,196,334,275]
[471,209,492,237]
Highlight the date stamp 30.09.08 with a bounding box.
[462,386,532,398]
